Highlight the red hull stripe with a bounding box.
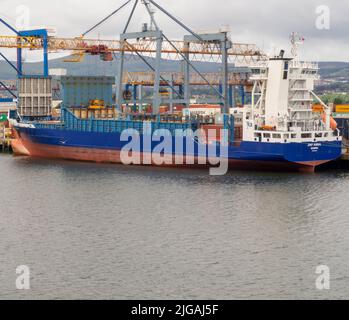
[11,139,30,156]
[18,137,319,173]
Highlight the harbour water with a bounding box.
[1,154,349,300]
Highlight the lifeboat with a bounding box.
[261,125,275,131]
[321,113,338,130]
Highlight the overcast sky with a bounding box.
[0,0,348,62]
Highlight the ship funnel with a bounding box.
[279,50,285,59]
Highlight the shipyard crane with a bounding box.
[0,32,264,62]
[0,0,265,65]
[0,0,266,111]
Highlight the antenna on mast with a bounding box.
[290,32,305,60]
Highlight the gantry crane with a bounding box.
[0,0,266,111]
[0,30,264,63]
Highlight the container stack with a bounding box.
[18,77,52,117]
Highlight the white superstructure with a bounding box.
[241,43,341,144]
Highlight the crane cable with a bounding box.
[81,0,133,37]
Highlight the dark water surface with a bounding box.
[1,154,349,300]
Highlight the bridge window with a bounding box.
[283,62,289,80]
[301,133,312,139]
[273,134,282,139]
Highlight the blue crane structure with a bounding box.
[0,18,50,102]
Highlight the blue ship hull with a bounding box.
[14,125,343,172]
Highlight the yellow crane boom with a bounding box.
[0,35,265,62]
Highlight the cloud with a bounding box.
[0,0,348,61]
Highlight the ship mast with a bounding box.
[290,32,305,62]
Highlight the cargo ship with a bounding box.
[11,52,342,173]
